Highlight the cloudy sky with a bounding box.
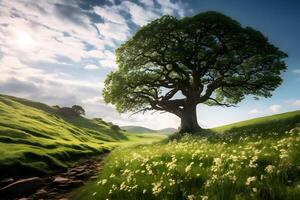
[0,0,299,129]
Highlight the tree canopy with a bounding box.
[103,11,287,133]
[71,105,85,116]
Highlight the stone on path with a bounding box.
[0,177,44,198]
[0,178,14,188]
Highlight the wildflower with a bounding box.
[97,179,107,185]
[166,158,177,170]
[265,165,275,174]
[249,156,258,168]
[109,174,116,178]
[92,192,97,196]
[245,176,256,186]
[213,157,222,166]
[187,194,195,200]
[131,185,138,189]
[185,162,194,173]
[201,195,209,200]
[152,181,163,195]
[143,189,147,194]
[252,187,257,193]
[169,178,175,186]
[120,182,126,190]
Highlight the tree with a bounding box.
[71,105,85,116]
[103,11,287,133]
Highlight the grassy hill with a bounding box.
[211,110,300,141]
[70,110,300,200]
[0,94,128,179]
[213,110,300,133]
[121,126,177,134]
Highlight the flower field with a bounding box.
[85,125,300,200]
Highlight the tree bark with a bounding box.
[179,103,201,133]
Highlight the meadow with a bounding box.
[0,94,130,179]
[70,111,300,200]
[1,93,300,199]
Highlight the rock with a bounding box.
[47,191,59,196]
[33,188,47,197]
[68,167,84,173]
[0,177,44,198]
[69,180,84,187]
[57,180,84,189]
[74,171,91,179]
[53,176,70,184]
[90,175,98,180]
[0,178,14,188]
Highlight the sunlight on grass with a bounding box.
[0,94,127,177]
[71,126,300,200]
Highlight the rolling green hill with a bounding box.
[213,110,300,132]
[212,110,300,137]
[0,94,127,179]
[121,126,177,134]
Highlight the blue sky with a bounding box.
[0,0,299,129]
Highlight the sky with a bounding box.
[0,0,299,129]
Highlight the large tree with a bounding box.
[103,11,287,133]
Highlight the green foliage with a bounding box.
[103,11,287,125]
[0,94,127,178]
[72,105,86,116]
[69,110,300,200]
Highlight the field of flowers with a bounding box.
[81,126,300,200]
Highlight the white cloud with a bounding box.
[99,58,117,69]
[121,1,160,26]
[94,6,127,24]
[141,0,155,7]
[0,0,111,64]
[95,22,130,41]
[82,96,104,104]
[269,104,281,113]
[0,55,103,100]
[292,100,300,106]
[156,0,186,17]
[292,69,300,74]
[248,108,262,114]
[84,64,99,70]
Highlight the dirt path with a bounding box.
[0,153,108,200]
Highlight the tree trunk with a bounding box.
[179,103,201,133]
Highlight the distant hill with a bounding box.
[0,94,127,178]
[121,126,177,134]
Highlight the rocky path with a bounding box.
[0,153,108,200]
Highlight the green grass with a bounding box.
[0,94,129,178]
[212,110,300,133]
[69,110,300,200]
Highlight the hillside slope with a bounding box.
[212,110,300,135]
[0,94,126,178]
